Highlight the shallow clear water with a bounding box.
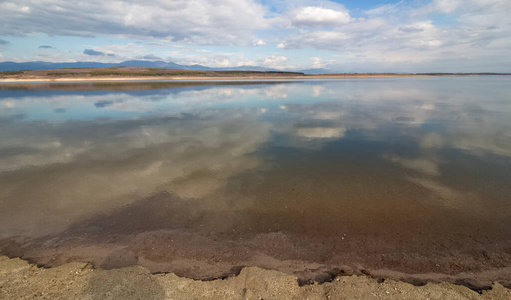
[1,78,511,281]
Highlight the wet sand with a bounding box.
[1,256,510,299]
[1,188,510,290]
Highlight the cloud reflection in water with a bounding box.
[0,78,510,239]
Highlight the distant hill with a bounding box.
[0,60,288,73]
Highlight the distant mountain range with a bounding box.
[0,60,331,74]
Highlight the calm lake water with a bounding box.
[1,78,511,285]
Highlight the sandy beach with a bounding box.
[1,256,510,299]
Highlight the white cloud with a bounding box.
[94,43,144,55]
[278,30,350,50]
[1,0,511,71]
[261,55,289,69]
[0,0,270,46]
[166,53,291,69]
[311,57,324,68]
[416,0,462,15]
[275,0,511,72]
[365,2,405,16]
[254,40,267,46]
[0,2,31,13]
[431,0,460,13]
[290,6,350,27]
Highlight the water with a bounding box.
[1,78,510,284]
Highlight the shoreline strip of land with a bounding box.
[1,67,509,83]
[2,74,509,83]
[1,256,510,299]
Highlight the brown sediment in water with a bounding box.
[1,256,510,299]
[1,142,511,291]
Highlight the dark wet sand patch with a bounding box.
[2,190,510,290]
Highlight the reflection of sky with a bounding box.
[2,77,511,171]
[2,77,511,165]
[0,83,295,122]
[1,77,511,238]
[3,77,510,125]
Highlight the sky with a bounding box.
[0,0,510,72]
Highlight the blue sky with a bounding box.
[0,0,510,72]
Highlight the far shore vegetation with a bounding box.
[1,67,510,80]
